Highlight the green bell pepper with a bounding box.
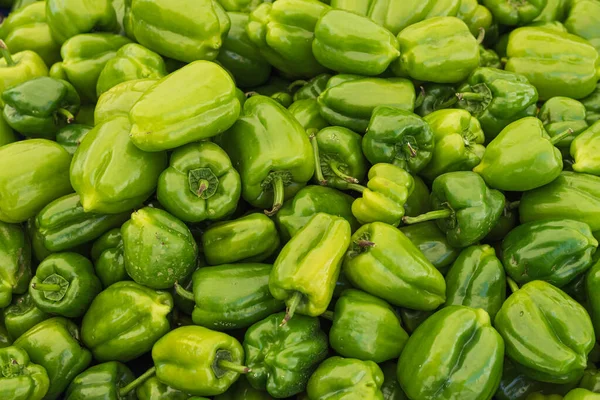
[398,306,504,400]
[3,293,50,340]
[152,325,248,396]
[70,116,167,214]
[275,185,359,242]
[29,252,101,318]
[0,2,60,67]
[565,0,600,54]
[572,121,600,175]
[0,346,50,400]
[246,0,330,78]
[580,368,600,393]
[215,376,273,399]
[0,139,71,223]
[317,76,415,133]
[479,46,502,69]
[90,228,128,288]
[505,27,600,100]
[392,16,480,84]
[0,42,48,106]
[55,124,92,155]
[403,171,505,248]
[533,0,570,22]
[343,222,446,310]
[458,0,493,36]
[444,244,506,319]
[399,308,433,334]
[312,9,400,76]
[0,321,11,348]
[46,0,119,44]
[65,361,136,400]
[306,356,384,399]
[94,78,156,125]
[244,312,328,398]
[288,99,329,131]
[539,97,589,149]
[220,95,314,214]
[130,60,240,152]
[329,289,409,363]
[81,281,173,362]
[414,83,457,117]
[291,73,331,101]
[419,109,486,182]
[157,141,241,223]
[583,84,600,125]
[60,33,132,103]
[495,280,595,384]
[363,106,434,174]
[564,388,600,399]
[96,43,166,96]
[136,376,190,400]
[216,12,271,88]
[403,175,431,218]
[0,221,31,309]
[12,0,42,11]
[586,260,600,340]
[14,317,92,400]
[122,207,197,289]
[0,112,17,146]
[380,361,408,400]
[400,221,459,272]
[483,0,546,25]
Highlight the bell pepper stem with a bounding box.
[414,86,426,109]
[31,283,62,292]
[57,108,75,124]
[321,310,334,321]
[119,367,156,396]
[406,142,418,158]
[456,92,487,102]
[402,209,452,225]
[507,277,519,293]
[0,40,16,67]
[507,201,520,210]
[264,175,285,216]
[281,291,303,326]
[218,360,251,374]
[245,91,258,98]
[549,128,574,145]
[196,180,209,197]
[356,239,376,248]
[174,282,195,302]
[288,80,308,92]
[346,183,366,193]
[309,130,327,185]
[477,27,485,44]
[438,96,458,109]
[329,162,359,184]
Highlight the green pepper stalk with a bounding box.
[507,277,519,294]
[309,130,359,187]
[0,40,16,67]
[117,367,157,397]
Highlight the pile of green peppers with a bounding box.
[2,0,600,399]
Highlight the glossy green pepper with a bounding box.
[65,362,136,400]
[291,73,331,101]
[70,117,167,213]
[398,306,504,400]
[12,0,42,11]
[564,388,600,399]
[0,43,48,106]
[275,185,359,242]
[215,376,273,400]
[55,124,92,155]
[270,213,350,322]
[94,78,156,125]
[444,245,506,319]
[579,368,600,393]
[505,27,600,100]
[483,0,546,25]
[306,356,384,399]
[392,17,479,83]
[0,113,17,146]
[419,109,486,182]
[363,106,434,174]
[90,229,128,288]
[565,0,600,54]
[0,139,71,223]
[0,2,60,67]
[583,84,600,125]
[46,0,119,44]
[586,260,600,340]
[3,293,50,340]
[329,289,409,363]
[81,281,173,362]
[539,97,589,148]
[495,280,595,384]
[216,12,271,88]
[220,95,314,214]
[60,33,132,103]
[0,321,11,348]
[96,43,166,96]
[246,0,329,78]
[14,317,92,400]
[0,221,31,308]
[312,9,400,76]
[380,361,408,400]
[317,77,415,133]
[458,0,493,36]
[403,175,431,218]
[403,171,505,248]
[572,121,600,175]
[157,141,241,223]
[533,0,570,22]
[288,99,329,131]
[135,376,190,400]
[244,312,328,398]
[400,221,459,272]
[0,346,50,400]
[397,308,435,334]
[414,83,457,117]
[343,222,446,310]
[217,0,270,12]
[479,46,502,69]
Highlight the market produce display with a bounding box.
[3,0,600,399]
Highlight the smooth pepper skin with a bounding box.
[81,281,173,362]
[483,0,546,25]
[579,368,600,393]
[393,17,479,84]
[505,27,600,100]
[65,361,136,400]
[312,9,400,76]
[291,73,331,101]
[29,252,102,318]
[583,84,600,125]
[444,245,506,319]
[157,141,241,223]
[46,0,119,44]
[398,306,504,400]
[125,0,229,63]
[414,83,457,117]
[288,99,329,131]
[94,78,156,125]
[3,293,50,340]
[202,213,280,265]
[220,95,314,212]
[0,48,48,106]
[152,325,245,396]
[400,221,459,272]
[363,106,434,174]
[90,228,128,288]
[539,97,589,149]
[306,356,385,399]
[70,117,167,214]
[185,263,285,330]
[214,376,273,399]
[419,109,486,182]
[329,289,409,363]
[0,139,72,224]
[495,281,595,384]
[565,0,600,54]
[130,61,240,152]
[136,376,190,400]
[586,260,600,340]
[275,185,359,242]
[244,312,328,398]
[217,12,271,88]
[0,221,31,309]
[246,0,330,78]
[380,361,408,400]
[96,43,167,97]
[572,121,600,175]
[564,389,600,400]
[0,346,50,400]
[343,222,446,310]
[14,317,92,400]
[502,219,598,287]
[34,193,129,252]
[55,124,92,155]
[402,175,431,218]
[122,207,197,289]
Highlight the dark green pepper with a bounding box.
[539,97,589,149]
[136,376,190,400]
[380,361,408,400]
[400,221,459,273]
[214,376,273,400]
[0,345,50,400]
[55,124,92,155]
[90,229,128,288]
[291,73,331,101]
[579,368,600,393]
[586,259,600,341]
[0,43,48,106]
[479,45,502,69]
[0,221,31,308]
[3,293,50,340]
[414,83,457,117]
[288,99,329,131]
[0,322,10,349]
[403,175,431,218]
[65,361,136,400]
[582,84,600,125]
